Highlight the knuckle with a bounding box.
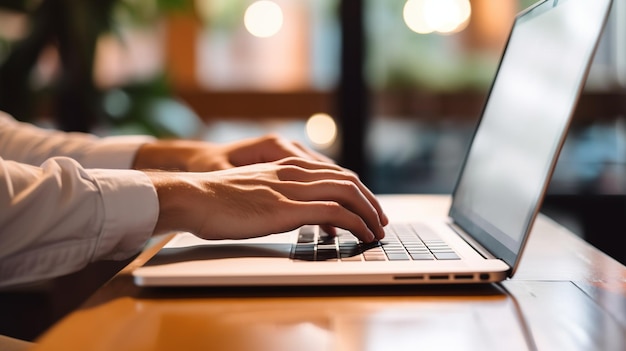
[336,180,359,193]
[283,165,303,173]
[276,156,301,165]
[263,133,282,143]
[343,171,360,183]
[263,134,292,150]
[320,201,342,215]
[276,164,303,177]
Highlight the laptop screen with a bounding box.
[449,0,612,270]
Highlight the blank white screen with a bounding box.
[453,0,609,252]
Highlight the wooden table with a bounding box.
[31,195,626,351]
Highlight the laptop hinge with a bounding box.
[447,222,498,260]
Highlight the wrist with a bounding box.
[147,172,190,234]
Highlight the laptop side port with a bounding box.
[393,275,425,281]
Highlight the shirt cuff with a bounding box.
[89,169,159,261]
[79,136,156,169]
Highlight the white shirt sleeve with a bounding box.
[0,112,160,288]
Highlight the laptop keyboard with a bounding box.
[291,223,460,262]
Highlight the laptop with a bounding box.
[133,0,613,287]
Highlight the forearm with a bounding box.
[0,157,158,288]
[0,111,154,169]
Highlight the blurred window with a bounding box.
[195,0,339,91]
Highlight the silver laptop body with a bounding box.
[133,0,613,287]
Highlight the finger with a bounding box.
[320,225,337,236]
[291,140,336,164]
[275,162,389,227]
[274,180,385,240]
[267,136,334,164]
[293,201,377,243]
[256,136,335,165]
[224,136,308,167]
[258,135,316,162]
[275,157,359,178]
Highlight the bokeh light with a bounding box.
[403,0,471,35]
[306,113,337,148]
[244,1,284,38]
[403,0,431,34]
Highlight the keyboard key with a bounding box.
[317,243,337,251]
[363,254,387,261]
[341,255,364,262]
[383,247,405,253]
[364,246,385,255]
[410,253,435,260]
[292,252,315,261]
[386,253,410,261]
[297,232,315,244]
[407,249,430,255]
[293,224,460,262]
[317,249,338,260]
[433,252,460,260]
[404,244,427,249]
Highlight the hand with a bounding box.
[147,157,388,243]
[133,135,334,172]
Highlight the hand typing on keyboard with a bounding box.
[150,157,388,243]
[292,224,459,262]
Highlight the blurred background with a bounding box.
[1,0,626,339]
[1,0,625,262]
